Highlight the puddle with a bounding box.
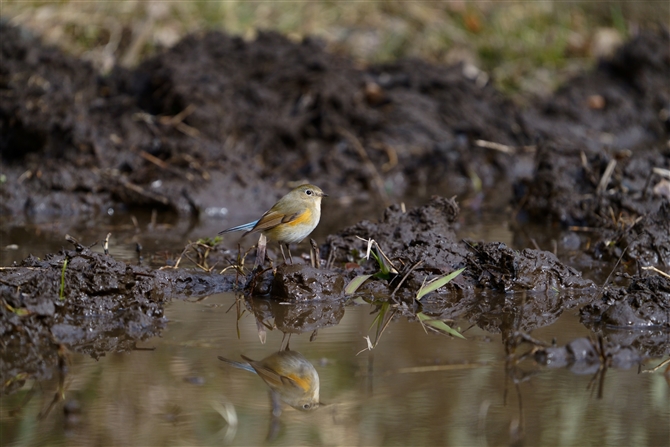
[2,199,669,446]
[2,292,668,446]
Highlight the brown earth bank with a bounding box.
[0,23,529,220]
[1,24,668,260]
[1,23,669,392]
[2,23,666,214]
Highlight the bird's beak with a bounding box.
[320,192,328,198]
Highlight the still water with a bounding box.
[2,291,668,446]
[1,199,669,446]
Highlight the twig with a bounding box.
[104,233,112,255]
[386,362,487,375]
[326,242,337,270]
[641,266,670,280]
[568,226,601,232]
[122,180,169,205]
[652,167,670,179]
[374,308,397,348]
[162,243,192,270]
[183,253,210,272]
[530,238,540,251]
[0,267,44,271]
[474,139,516,154]
[158,104,200,137]
[371,142,398,172]
[255,234,267,269]
[309,239,320,269]
[0,278,20,287]
[475,139,537,154]
[642,357,670,373]
[596,159,617,194]
[391,260,423,297]
[596,246,628,301]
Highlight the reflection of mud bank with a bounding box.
[0,240,233,392]
[534,337,642,373]
[581,274,670,358]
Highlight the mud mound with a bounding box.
[592,201,670,265]
[580,274,670,358]
[526,29,669,152]
[132,30,529,197]
[3,23,668,268]
[515,29,670,230]
[323,196,594,295]
[0,23,207,216]
[582,275,670,329]
[1,24,529,220]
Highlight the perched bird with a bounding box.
[218,349,320,412]
[219,184,327,264]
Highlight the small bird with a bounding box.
[218,349,320,412]
[219,184,327,264]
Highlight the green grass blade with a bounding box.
[416,268,465,301]
[417,312,465,339]
[372,302,392,345]
[345,274,373,295]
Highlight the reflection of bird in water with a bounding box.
[218,349,320,412]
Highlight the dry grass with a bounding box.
[1,1,665,98]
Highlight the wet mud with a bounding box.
[0,239,233,391]
[323,196,594,294]
[514,30,670,264]
[1,23,669,394]
[581,274,670,358]
[1,24,530,219]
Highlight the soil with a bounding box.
[0,239,233,393]
[1,23,669,391]
[0,24,531,219]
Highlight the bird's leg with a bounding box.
[266,251,275,274]
[280,332,292,351]
[286,244,294,264]
[279,243,288,265]
[255,233,268,268]
[309,238,320,269]
[269,389,282,418]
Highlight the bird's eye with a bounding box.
[305,189,313,196]
[303,403,311,410]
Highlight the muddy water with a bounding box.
[2,292,668,446]
[1,205,669,447]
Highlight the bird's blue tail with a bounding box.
[218,220,258,235]
[217,356,256,374]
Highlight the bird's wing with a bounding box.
[241,355,304,390]
[243,210,300,235]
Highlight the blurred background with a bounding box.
[2,0,664,101]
